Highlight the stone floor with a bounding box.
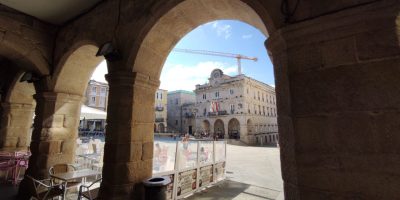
[1,144,283,200]
[186,144,284,200]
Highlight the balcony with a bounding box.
[155,106,164,111]
[155,118,164,122]
[185,113,195,118]
[207,110,228,116]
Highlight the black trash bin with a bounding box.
[143,176,171,200]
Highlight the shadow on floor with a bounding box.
[0,183,18,200]
[184,180,281,200]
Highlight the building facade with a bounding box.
[193,69,278,145]
[154,89,168,133]
[167,90,196,134]
[85,80,109,111]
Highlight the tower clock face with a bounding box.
[212,71,221,78]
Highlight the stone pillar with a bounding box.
[18,92,82,198]
[223,121,228,139]
[266,1,400,199]
[99,71,159,199]
[0,102,35,150]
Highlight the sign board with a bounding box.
[214,162,226,182]
[199,165,213,188]
[177,169,197,197]
[165,174,174,200]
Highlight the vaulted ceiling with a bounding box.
[0,0,102,25]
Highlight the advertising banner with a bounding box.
[214,162,226,181]
[165,174,174,200]
[199,165,213,188]
[177,169,197,197]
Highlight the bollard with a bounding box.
[143,176,171,200]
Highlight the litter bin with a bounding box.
[143,176,171,200]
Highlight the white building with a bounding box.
[193,69,278,145]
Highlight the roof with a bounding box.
[80,105,107,120]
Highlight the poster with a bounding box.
[165,174,174,200]
[199,165,213,188]
[214,162,226,181]
[177,169,197,197]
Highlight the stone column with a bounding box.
[266,1,400,199]
[18,92,82,198]
[0,102,35,150]
[99,71,159,199]
[223,120,228,139]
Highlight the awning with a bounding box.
[80,105,107,120]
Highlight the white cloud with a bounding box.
[242,34,253,39]
[211,21,232,40]
[90,60,108,83]
[160,61,237,91]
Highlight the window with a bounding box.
[263,106,265,115]
[175,120,178,125]
[258,105,261,115]
[100,87,106,96]
[156,93,159,99]
[258,91,260,100]
[247,88,249,94]
[203,108,207,116]
[175,99,178,105]
[160,93,162,99]
[267,107,270,116]
[215,91,219,98]
[99,98,104,106]
[92,87,96,92]
[254,105,257,114]
[230,89,234,94]
[91,97,96,105]
[262,93,264,102]
[203,94,207,99]
[230,104,235,112]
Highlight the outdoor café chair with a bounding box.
[78,178,102,200]
[13,151,31,185]
[26,175,65,200]
[49,164,81,193]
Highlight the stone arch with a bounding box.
[158,123,165,133]
[0,17,51,76]
[129,0,274,80]
[228,118,240,139]
[202,120,210,133]
[52,43,103,96]
[214,119,225,139]
[0,72,36,149]
[5,72,36,105]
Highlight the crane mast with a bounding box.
[173,48,257,75]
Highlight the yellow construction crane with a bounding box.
[173,48,257,75]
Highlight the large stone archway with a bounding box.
[0,0,396,199]
[129,0,272,80]
[228,118,240,139]
[0,72,36,149]
[202,120,211,133]
[22,44,103,180]
[214,119,225,139]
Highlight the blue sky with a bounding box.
[92,20,275,91]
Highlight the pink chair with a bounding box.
[0,152,14,183]
[12,151,31,185]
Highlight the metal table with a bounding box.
[50,169,101,199]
